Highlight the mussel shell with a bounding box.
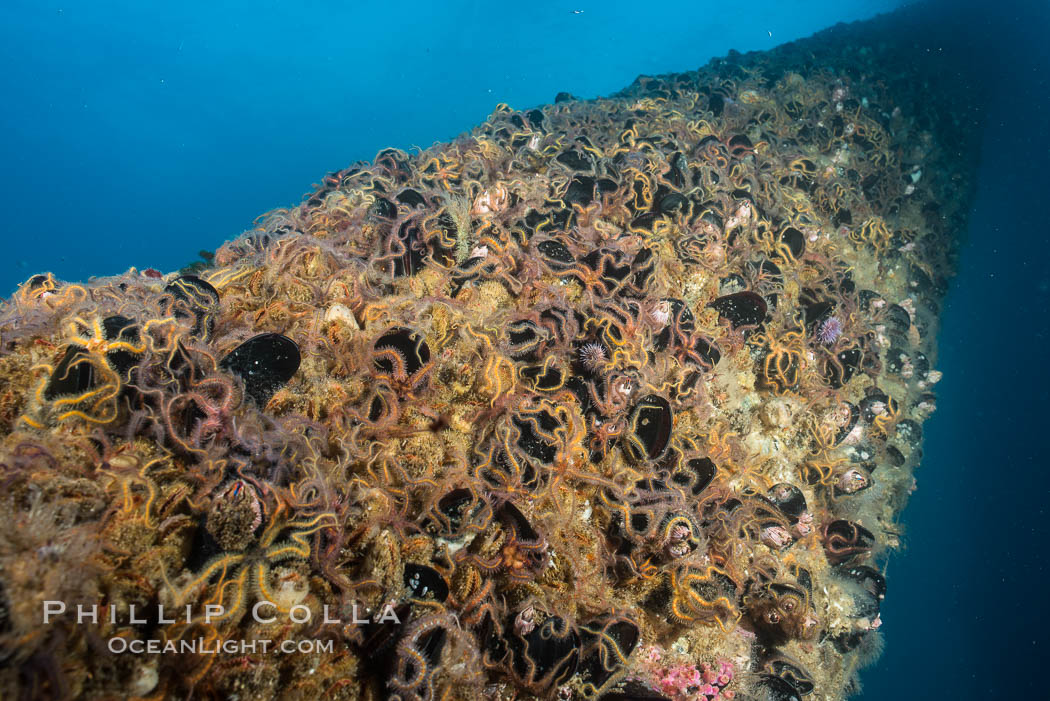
[896,419,922,447]
[374,328,431,377]
[708,290,767,328]
[765,657,815,696]
[834,402,861,444]
[220,333,301,405]
[670,457,716,497]
[507,615,580,691]
[578,616,640,688]
[403,563,449,603]
[753,674,803,701]
[779,226,806,259]
[653,298,695,351]
[427,487,490,537]
[823,348,862,389]
[767,483,807,520]
[512,409,561,464]
[538,239,575,268]
[886,303,911,335]
[564,175,597,207]
[624,395,673,462]
[44,345,95,399]
[165,274,220,340]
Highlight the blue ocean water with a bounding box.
[1,1,1047,699]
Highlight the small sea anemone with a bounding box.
[817,316,843,345]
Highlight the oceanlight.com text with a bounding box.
[106,637,335,655]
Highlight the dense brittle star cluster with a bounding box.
[0,10,981,701]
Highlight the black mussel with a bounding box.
[495,501,541,542]
[835,466,872,495]
[578,616,640,689]
[507,615,580,693]
[624,395,673,462]
[100,315,142,377]
[886,303,911,335]
[565,175,597,206]
[426,487,491,538]
[671,457,716,497]
[885,444,906,467]
[823,348,862,389]
[581,248,632,292]
[823,520,876,565]
[357,603,412,663]
[834,402,860,445]
[506,319,550,361]
[653,298,694,351]
[719,273,747,295]
[629,212,660,231]
[526,108,545,127]
[369,196,397,220]
[658,192,689,214]
[374,328,431,378]
[779,226,807,259]
[520,362,565,392]
[391,221,426,276]
[629,247,655,293]
[707,93,725,117]
[220,333,301,405]
[885,347,909,375]
[44,345,95,400]
[800,289,834,330]
[164,274,220,341]
[763,655,815,696]
[396,187,427,208]
[709,291,767,328]
[403,563,449,603]
[695,337,722,368]
[912,351,930,379]
[859,389,893,423]
[44,315,142,400]
[753,674,803,701]
[834,564,886,618]
[554,91,575,103]
[896,419,922,447]
[767,483,807,520]
[512,409,561,464]
[556,148,593,171]
[728,134,754,157]
[24,273,57,295]
[538,239,575,269]
[858,289,883,312]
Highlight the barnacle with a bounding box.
[0,8,982,700]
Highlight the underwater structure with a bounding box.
[0,7,982,701]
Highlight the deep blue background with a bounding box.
[2,1,1048,699]
[0,0,902,291]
